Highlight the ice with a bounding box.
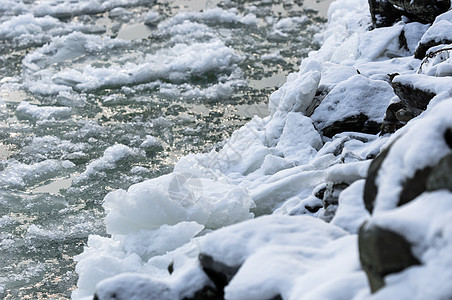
[74,144,138,184]
[268,60,321,116]
[160,7,257,28]
[95,273,177,300]
[261,51,284,62]
[139,135,162,149]
[120,222,204,260]
[102,172,254,234]
[73,223,207,299]
[0,159,75,189]
[144,11,162,26]
[21,135,87,162]
[0,14,84,47]
[275,112,323,161]
[15,101,72,121]
[32,0,149,18]
[4,0,440,298]
[24,33,242,94]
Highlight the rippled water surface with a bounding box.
[0,0,327,298]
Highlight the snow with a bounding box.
[393,74,452,95]
[68,1,452,300]
[419,44,452,77]
[331,179,370,234]
[374,99,452,212]
[419,11,452,45]
[311,75,395,130]
[200,215,347,267]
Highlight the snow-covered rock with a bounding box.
[71,0,452,299]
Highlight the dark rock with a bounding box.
[415,39,452,60]
[321,114,381,138]
[368,0,403,27]
[445,128,452,148]
[369,0,450,28]
[380,101,406,135]
[304,203,323,213]
[364,146,390,214]
[323,182,349,208]
[365,128,452,214]
[365,146,434,212]
[318,182,349,222]
[198,253,240,295]
[182,286,222,300]
[394,108,415,123]
[391,80,436,111]
[358,222,421,293]
[398,166,433,206]
[388,0,450,23]
[314,186,326,200]
[426,152,452,192]
[168,261,174,274]
[321,204,339,223]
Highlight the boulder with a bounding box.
[380,101,409,135]
[321,114,381,138]
[426,151,452,191]
[368,0,404,28]
[363,146,390,213]
[182,286,223,300]
[391,75,436,112]
[415,11,452,59]
[358,222,421,293]
[388,0,451,23]
[368,0,451,28]
[198,253,240,296]
[364,105,452,214]
[311,75,395,138]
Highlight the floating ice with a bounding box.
[23,32,242,94]
[0,159,75,189]
[74,144,138,184]
[15,101,72,121]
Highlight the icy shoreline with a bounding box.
[73,0,452,299]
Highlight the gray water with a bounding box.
[0,0,327,298]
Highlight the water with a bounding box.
[0,0,328,298]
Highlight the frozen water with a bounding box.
[0,0,327,298]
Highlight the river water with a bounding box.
[0,0,327,298]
